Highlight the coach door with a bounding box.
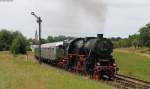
[49,47,56,60]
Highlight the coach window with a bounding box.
[52,48,54,51]
[49,48,51,52]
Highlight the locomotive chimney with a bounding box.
[97,34,103,38]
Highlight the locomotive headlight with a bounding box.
[97,62,101,66]
[113,63,116,67]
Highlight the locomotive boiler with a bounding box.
[34,34,118,79]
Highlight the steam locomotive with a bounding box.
[34,34,118,79]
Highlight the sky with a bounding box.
[0,0,150,38]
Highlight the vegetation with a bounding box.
[0,52,112,89]
[0,29,30,54]
[110,23,150,81]
[113,48,150,81]
[33,35,74,45]
[110,34,141,48]
[139,23,150,50]
[11,34,28,54]
[47,35,67,43]
[0,30,13,51]
[110,23,150,49]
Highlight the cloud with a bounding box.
[39,0,107,37]
[104,0,150,8]
[0,0,150,38]
[104,5,150,37]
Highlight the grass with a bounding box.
[0,51,112,89]
[113,48,150,81]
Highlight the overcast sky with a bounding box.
[0,0,150,38]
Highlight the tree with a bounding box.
[26,38,32,51]
[110,35,141,48]
[47,35,69,43]
[0,29,13,51]
[131,34,140,48]
[139,23,150,49]
[41,38,47,44]
[145,40,150,50]
[47,36,54,42]
[11,34,27,54]
[125,34,141,48]
[54,35,67,42]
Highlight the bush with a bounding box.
[11,34,27,54]
[0,30,13,51]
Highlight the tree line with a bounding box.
[1,22,150,55]
[110,23,150,50]
[0,29,30,54]
[0,29,74,54]
[32,35,74,45]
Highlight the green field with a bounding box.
[0,52,112,89]
[113,48,150,81]
[2,48,149,89]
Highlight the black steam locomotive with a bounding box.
[34,34,118,79]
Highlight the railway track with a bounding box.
[37,57,150,89]
[112,74,150,89]
[51,63,150,89]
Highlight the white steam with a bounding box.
[40,0,107,37]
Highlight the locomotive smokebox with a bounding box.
[97,34,103,38]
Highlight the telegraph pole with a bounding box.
[31,12,42,64]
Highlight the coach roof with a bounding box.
[41,41,63,48]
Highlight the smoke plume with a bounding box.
[63,0,107,37]
[39,0,107,37]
